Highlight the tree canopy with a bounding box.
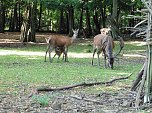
[0,0,143,41]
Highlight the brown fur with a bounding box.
[92,33,115,69]
[44,29,79,62]
[53,46,65,61]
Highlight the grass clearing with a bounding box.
[0,40,145,95]
[0,38,148,112]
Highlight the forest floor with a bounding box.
[0,32,151,113]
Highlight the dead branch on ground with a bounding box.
[37,73,132,92]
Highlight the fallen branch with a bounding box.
[37,73,132,92]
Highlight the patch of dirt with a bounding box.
[0,32,47,47]
[1,85,152,113]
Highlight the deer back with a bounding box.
[50,36,71,47]
[101,35,114,57]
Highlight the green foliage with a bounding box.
[32,95,50,107]
[2,0,143,34]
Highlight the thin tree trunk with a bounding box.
[59,9,64,34]
[78,7,83,37]
[0,0,4,32]
[86,7,92,37]
[99,0,106,28]
[112,0,118,21]
[68,5,74,37]
[29,1,37,42]
[14,3,18,31]
[66,11,69,34]
[93,9,100,34]
[38,1,42,31]
[18,2,21,31]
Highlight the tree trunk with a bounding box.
[112,0,118,21]
[78,6,83,38]
[93,9,100,34]
[66,11,69,34]
[9,10,13,31]
[20,2,37,42]
[13,3,18,31]
[99,0,106,28]
[68,5,74,37]
[18,2,22,31]
[9,3,18,32]
[20,6,30,42]
[144,6,152,102]
[30,1,37,42]
[78,4,84,37]
[38,1,42,31]
[86,7,92,38]
[59,9,64,34]
[0,0,5,32]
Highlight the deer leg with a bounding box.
[64,52,68,62]
[44,45,50,62]
[57,54,62,62]
[62,53,65,61]
[58,55,61,60]
[97,51,101,68]
[51,53,57,62]
[49,46,54,63]
[49,50,51,63]
[64,47,68,62]
[92,48,97,65]
[104,55,107,68]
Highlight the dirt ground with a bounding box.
[0,32,151,113]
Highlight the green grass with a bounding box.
[32,94,50,107]
[0,40,145,94]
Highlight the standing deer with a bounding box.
[45,29,79,63]
[92,33,115,69]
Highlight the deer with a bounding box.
[92,33,115,69]
[92,28,124,69]
[44,29,79,63]
[52,46,65,62]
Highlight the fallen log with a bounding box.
[37,73,132,92]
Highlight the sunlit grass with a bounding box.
[0,40,145,94]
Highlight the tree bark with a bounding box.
[59,9,64,34]
[38,1,42,31]
[112,0,118,21]
[30,1,37,42]
[99,0,106,28]
[93,9,100,34]
[20,5,30,42]
[18,2,22,31]
[20,2,36,42]
[78,7,83,38]
[68,5,74,37]
[85,7,92,38]
[0,0,5,32]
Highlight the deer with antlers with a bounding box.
[92,28,124,69]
